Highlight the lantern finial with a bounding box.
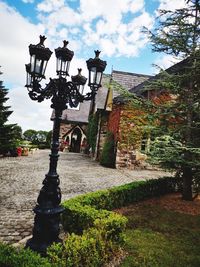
[94,50,101,58]
[63,40,69,48]
[78,68,82,75]
[39,35,47,46]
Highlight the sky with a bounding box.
[0,0,187,131]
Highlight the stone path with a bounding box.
[0,150,171,244]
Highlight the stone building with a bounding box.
[54,101,91,153]
[93,70,152,168]
[53,69,152,168]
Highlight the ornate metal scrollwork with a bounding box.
[26,76,97,111]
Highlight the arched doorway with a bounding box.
[70,127,82,153]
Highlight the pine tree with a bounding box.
[0,70,17,155]
[146,0,200,200]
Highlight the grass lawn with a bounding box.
[117,194,200,267]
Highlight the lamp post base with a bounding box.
[26,205,64,255]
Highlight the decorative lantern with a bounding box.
[55,40,74,77]
[25,63,32,87]
[86,50,107,89]
[28,35,52,81]
[71,69,87,94]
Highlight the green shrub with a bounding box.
[60,176,180,267]
[0,177,181,267]
[87,114,98,154]
[100,131,115,168]
[62,177,181,234]
[48,213,127,267]
[48,227,119,267]
[0,243,51,267]
[61,202,112,234]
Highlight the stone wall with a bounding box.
[59,122,88,152]
[60,123,87,139]
[115,148,147,169]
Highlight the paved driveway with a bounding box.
[0,149,171,244]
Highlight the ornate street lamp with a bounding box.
[25,35,106,255]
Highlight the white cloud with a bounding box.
[157,0,186,11]
[0,2,44,87]
[36,0,154,57]
[0,2,49,131]
[7,86,52,131]
[37,0,65,13]
[153,54,180,74]
[22,0,34,3]
[0,0,156,131]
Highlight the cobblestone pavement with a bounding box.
[0,150,172,244]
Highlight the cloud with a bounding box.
[152,54,181,74]
[0,0,156,131]
[22,0,34,3]
[157,0,186,11]
[152,0,188,74]
[7,86,53,131]
[36,0,154,57]
[0,2,49,130]
[37,0,65,13]
[0,2,44,87]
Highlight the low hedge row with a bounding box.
[54,176,180,266]
[0,243,51,267]
[61,176,181,233]
[0,176,180,267]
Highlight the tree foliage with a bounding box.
[23,129,50,146]
[145,0,200,200]
[0,70,20,155]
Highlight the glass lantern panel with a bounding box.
[56,57,62,73]
[96,72,102,86]
[62,61,67,73]
[35,58,42,75]
[42,60,47,76]
[65,61,70,75]
[30,54,35,73]
[90,67,97,84]
[80,84,84,94]
[76,84,81,93]
[26,72,31,86]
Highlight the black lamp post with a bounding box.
[25,35,106,255]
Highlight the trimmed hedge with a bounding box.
[0,177,181,267]
[57,176,181,266]
[0,243,51,267]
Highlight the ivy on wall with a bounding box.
[118,103,147,151]
[87,113,99,154]
[100,131,115,168]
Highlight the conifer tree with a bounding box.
[146,0,200,200]
[0,69,17,155]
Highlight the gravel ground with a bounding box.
[0,149,172,244]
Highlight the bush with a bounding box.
[0,177,180,267]
[87,114,98,154]
[60,176,180,266]
[100,131,115,168]
[0,243,51,267]
[48,227,121,267]
[62,177,181,234]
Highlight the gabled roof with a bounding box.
[112,70,152,103]
[112,70,151,97]
[129,58,188,96]
[95,70,152,108]
[51,100,91,123]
